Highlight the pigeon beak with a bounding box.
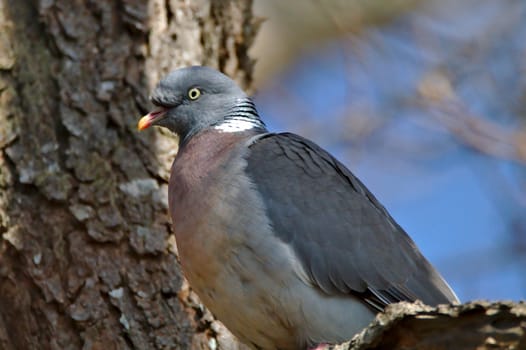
[138,108,167,131]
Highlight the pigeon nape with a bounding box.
[138,66,459,350]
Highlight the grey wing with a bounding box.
[245,133,458,311]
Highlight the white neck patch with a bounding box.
[214,118,258,133]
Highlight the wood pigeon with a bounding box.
[138,66,459,350]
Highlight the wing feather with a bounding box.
[245,133,458,309]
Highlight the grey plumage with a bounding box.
[245,133,457,310]
[138,66,459,350]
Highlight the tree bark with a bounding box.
[0,0,256,349]
[337,301,526,350]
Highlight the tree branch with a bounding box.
[332,301,526,350]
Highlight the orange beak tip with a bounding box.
[137,108,167,131]
[137,115,151,131]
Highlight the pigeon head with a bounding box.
[138,66,266,145]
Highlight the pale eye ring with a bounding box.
[188,87,201,100]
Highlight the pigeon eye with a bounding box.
[188,87,201,100]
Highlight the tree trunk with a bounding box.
[0,0,256,349]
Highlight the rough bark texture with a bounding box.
[0,0,256,349]
[335,301,526,350]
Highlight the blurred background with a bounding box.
[250,0,526,302]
